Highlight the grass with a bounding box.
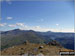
[1,43,74,55]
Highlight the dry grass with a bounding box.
[1,43,74,55]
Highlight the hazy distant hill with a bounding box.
[37,31,74,50]
[55,37,74,50]
[1,29,74,50]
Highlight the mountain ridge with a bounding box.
[1,29,74,50]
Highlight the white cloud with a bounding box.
[34,26,40,29]
[16,23,25,27]
[61,29,74,33]
[0,23,7,27]
[7,23,25,28]
[33,27,50,32]
[20,25,52,32]
[7,17,12,20]
[5,22,74,33]
[56,24,59,26]
[19,25,74,32]
[8,24,16,27]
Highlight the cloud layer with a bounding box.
[0,23,7,27]
[8,24,16,27]
[0,23,74,32]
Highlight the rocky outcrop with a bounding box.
[47,40,61,47]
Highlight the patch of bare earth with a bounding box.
[1,43,74,56]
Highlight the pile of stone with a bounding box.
[47,40,61,47]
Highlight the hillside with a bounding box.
[1,29,74,50]
[1,42,74,56]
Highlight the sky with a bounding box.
[0,0,74,32]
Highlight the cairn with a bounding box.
[24,40,30,45]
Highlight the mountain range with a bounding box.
[1,29,74,50]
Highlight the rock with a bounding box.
[24,40,29,45]
[39,46,44,49]
[47,40,61,46]
[33,48,38,52]
[36,53,44,56]
[22,53,44,56]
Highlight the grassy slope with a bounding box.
[1,31,45,50]
[1,43,74,55]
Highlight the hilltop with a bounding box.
[1,42,74,55]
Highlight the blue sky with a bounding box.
[0,0,74,32]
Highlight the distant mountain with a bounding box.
[55,37,74,50]
[37,32,74,50]
[1,29,45,50]
[1,29,74,50]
